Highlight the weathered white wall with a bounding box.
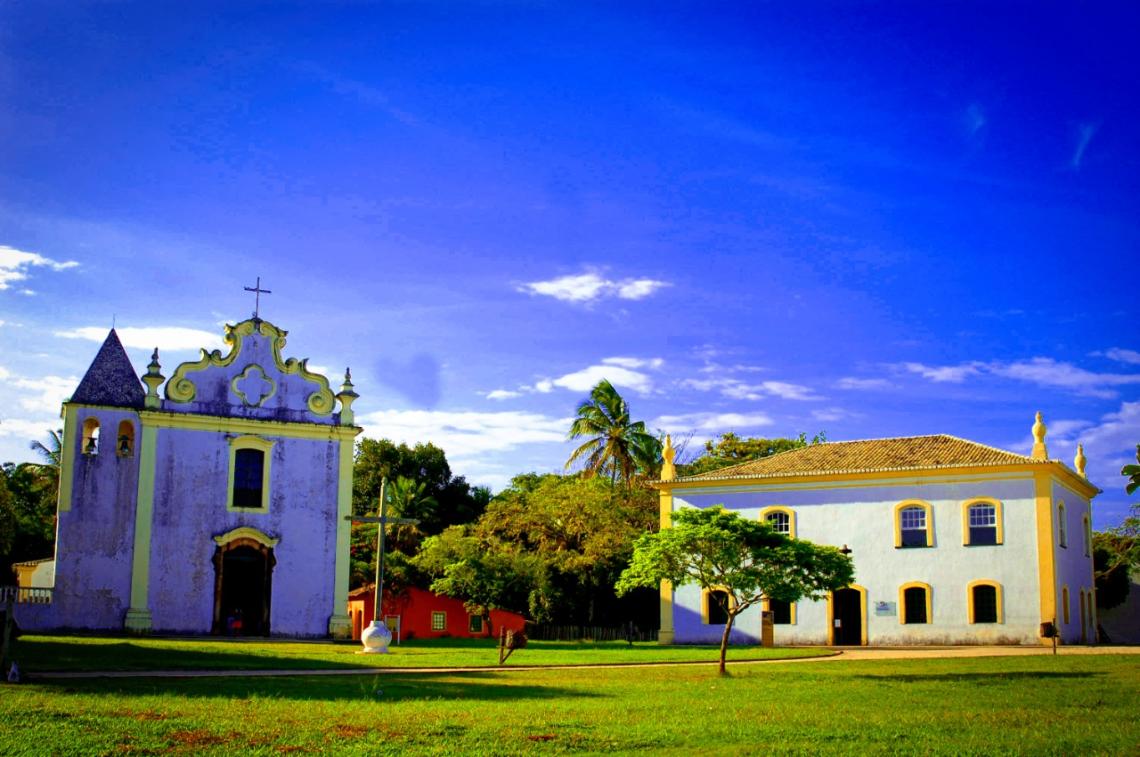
[1051,480,1095,643]
[670,473,1059,645]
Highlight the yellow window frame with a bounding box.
[761,596,797,625]
[226,435,274,513]
[701,586,735,625]
[961,497,1003,546]
[894,500,933,548]
[966,580,1003,624]
[759,506,796,538]
[898,581,933,625]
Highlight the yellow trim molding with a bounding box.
[138,409,360,441]
[893,500,933,548]
[165,318,336,415]
[57,405,79,512]
[898,581,932,625]
[967,579,1003,624]
[826,584,868,645]
[226,435,274,512]
[658,487,675,644]
[125,422,159,633]
[213,526,279,548]
[759,505,796,538]
[328,436,355,638]
[1033,472,1057,634]
[961,497,1004,546]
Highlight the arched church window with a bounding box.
[116,420,135,457]
[82,418,100,455]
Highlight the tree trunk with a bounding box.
[718,612,735,675]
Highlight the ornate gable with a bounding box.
[164,318,337,423]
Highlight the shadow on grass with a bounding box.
[33,670,603,703]
[854,671,1102,684]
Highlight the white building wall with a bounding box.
[670,473,1050,645]
[1052,480,1095,643]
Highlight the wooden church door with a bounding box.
[212,539,275,636]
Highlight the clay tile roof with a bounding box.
[70,329,145,408]
[676,434,1043,482]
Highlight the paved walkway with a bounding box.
[29,645,1140,680]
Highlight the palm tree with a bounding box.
[1124,444,1140,496]
[27,428,64,495]
[384,475,436,552]
[566,379,661,487]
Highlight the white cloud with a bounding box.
[602,356,664,370]
[548,364,655,394]
[7,374,80,414]
[681,376,818,401]
[900,361,983,383]
[356,408,570,459]
[0,245,79,291]
[0,417,61,441]
[486,389,522,400]
[518,270,670,303]
[56,326,223,352]
[653,411,774,432]
[836,377,892,391]
[1102,348,1140,366]
[812,407,860,423]
[1070,121,1099,170]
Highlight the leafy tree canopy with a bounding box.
[1093,503,1140,611]
[678,431,827,477]
[616,505,853,673]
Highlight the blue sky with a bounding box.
[1,3,1137,527]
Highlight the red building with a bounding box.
[347,585,526,642]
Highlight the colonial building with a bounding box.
[17,316,361,637]
[347,585,527,642]
[656,415,1099,646]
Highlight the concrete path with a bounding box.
[28,645,1140,680]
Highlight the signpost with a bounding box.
[344,477,419,653]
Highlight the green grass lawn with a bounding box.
[1,653,1136,755]
[8,634,828,672]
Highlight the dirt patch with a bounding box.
[527,734,556,742]
[328,723,369,739]
[162,729,236,753]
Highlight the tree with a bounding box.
[566,379,661,487]
[1123,444,1140,496]
[678,432,827,477]
[615,506,854,674]
[1093,505,1140,610]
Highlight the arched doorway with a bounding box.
[211,528,277,636]
[829,585,867,645]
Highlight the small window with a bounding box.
[82,417,100,455]
[769,599,792,625]
[971,584,999,624]
[1062,586,1070,624]
[233,449,265,508]
[902,586,929,624]
[705,589,730,625]
[468,614,483,634]
[1083,515,1092,557]
[431,611,446,631]
[899,506,928,547]
[766,511,790,536]
[967,503,997,545]
[1058,502,1067,548]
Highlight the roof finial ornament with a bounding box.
[661,434,676,481]
[142,347,165,409]
[1031,411,1048,460]
[243,276,272,321]
[336,366,359,425]
[1074,443,1087,478]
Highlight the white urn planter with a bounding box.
[359,620,392,654]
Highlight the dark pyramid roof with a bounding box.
[70,329,145,408]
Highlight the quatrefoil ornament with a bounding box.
[232,364,276,408]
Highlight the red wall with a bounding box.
[347,585,525,641]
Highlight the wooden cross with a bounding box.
[243,277,272,319]
[345,478,420,623]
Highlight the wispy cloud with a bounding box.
[681,375,817,401]
[503,356,665,397]
[0,245,79,292]
[964,102,986,137]
[294,62,418,126]
[356,408,570,459]
[812,407,860,423]
[518,270,670,304]
[485,389,522,401]
[0,365,80,416]
[1098,347,1140,366]
[55,326,224,352]
[897,357,1140,398]
[1070,121,1099,170]
[653,411,775,433]
[835,377,892,391]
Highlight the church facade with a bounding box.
[18,317,360,637]
[656,416,1100,646]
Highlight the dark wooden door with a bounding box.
[833,588,862,645]
[217,545,273,635]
